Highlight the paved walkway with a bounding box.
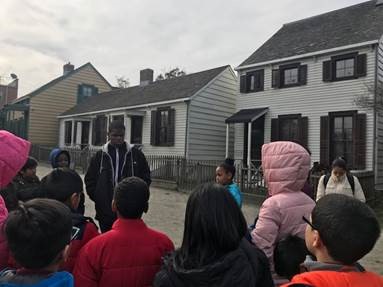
[37,164,383,274]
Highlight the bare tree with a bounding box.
[354,82,383,111]
[156,67,186,81]
[116,76,130,88]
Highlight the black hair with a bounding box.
[41,168,83,203]
[331,157,347,171]
[5,198,72,269]
[274,236,309,280]
[108,120,125,132]
[114,177,149,219]
[175,183,247,269]
[218,158,236,179]
[21,156,38,172]
[312,194,380,265]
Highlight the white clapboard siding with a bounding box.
[187,67,238,160]
[235,46,376,170]
[376,37,383,190]
[141,102,187,156]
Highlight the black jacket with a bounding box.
[85,142,151,231]
[153,239,274,287]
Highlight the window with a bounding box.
[77,84,98,103]
[240,69,264,93]
[271,114,308,148]
[64,121,72,146]
[331,113,354,165]
[323,53,367,82]
[283,68,299,85]
[335,58,355,78]
[150,107,175,146]
[272,63,307,89]
[131,116,143,144]
[92,116,107,146]
[320,111,366,170]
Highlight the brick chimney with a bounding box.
[63,62,75,75]
[140,69,153,86]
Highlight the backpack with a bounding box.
[323,173,355,195]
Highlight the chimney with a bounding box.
[140,69,153,86]
[63,62,75,75]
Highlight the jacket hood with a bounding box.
[262,141,310,196]
[159,241,259,286]
[101,141,134,153]
[0,131,30,189]
[49,148,71,168]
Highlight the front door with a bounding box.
[243,115,265,166]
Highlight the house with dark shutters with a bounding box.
[2,62,112,144]
[226,0,383,191]
[58,65,237,160]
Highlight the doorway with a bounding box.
[243,115,265,166]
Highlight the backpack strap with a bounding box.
[323,174,330,190]
[346,173,355,195]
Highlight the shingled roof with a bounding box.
[239,0,383,67]
[61,65,229,117]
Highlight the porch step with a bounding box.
[151,179,178,191]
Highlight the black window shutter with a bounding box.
[272,69,280,88]
[240,75,247,93]
[77,84,84,103]
[299,65,308,85]
[354,113,366,170]
[299,117,308,149]
[356,54,367,78]
[271,118,279,141]
[91,118,96,145]
[150,110,157,146]
[323,61,332,82]
[259,70,264,91]
[93,86,99,96]
[167,109,175,146]
[320,116,329,167]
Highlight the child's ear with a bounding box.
[62,245,70,262]
[312,231,322,248]
[70,193,79,210]
[143,202,149,214]
[111,199,117,213]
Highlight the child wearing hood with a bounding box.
[250,141,315,284]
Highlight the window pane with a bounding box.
[284,68,298,85]
[64,122,72,145]
[250,75,255,91]
[334,117,342,129]
[336,59,354,78]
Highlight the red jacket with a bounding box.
[63,214,99,272]
[73,218,174,287]
[283,270,383,287]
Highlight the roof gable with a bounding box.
[61,65,230,117]
[13,62,112,103]
[240,1,383,67]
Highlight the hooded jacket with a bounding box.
[153,239,274,287]
[49,149,71,169]
[251,142,315,272]
[84,142,151,232]
[0,270,73,287]
[0,131,30,269]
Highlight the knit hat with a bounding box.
[0,131,31,188]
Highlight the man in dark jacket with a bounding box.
[85,120,151,232]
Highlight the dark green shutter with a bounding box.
[323,61,332,82]
[356,54,367,77]
[354,113,366,170]
[93,86,99,96]
[299,65,308,85]
[150,111,157,146]
[259,70,264,91]
[167,109,175,146]
[77,84,84,103]
[320,116,329,167]
[240,75,247,93]
[271,118,279,141]
[272,70,280,88]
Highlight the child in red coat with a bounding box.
[41,168,99,272]
[74,177,174,287]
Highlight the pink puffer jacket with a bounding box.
[251,141,315,271]
[0,130,31,268]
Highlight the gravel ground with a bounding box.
[37,164,383,274]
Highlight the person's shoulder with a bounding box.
[146,226,174,246]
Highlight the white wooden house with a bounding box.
[58,65,237,161]
[226,0,383,190]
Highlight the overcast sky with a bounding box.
[0,0,366,96]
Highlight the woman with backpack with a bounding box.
[316,157,365,202]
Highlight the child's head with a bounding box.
[216,158,235,185]
[177,183,247,268]
[112,177,149,219]
[49,148,70,168]
[305,194,380,265]
[274,236,309,280]
[19,156,38,180]
[331,157,348,180]
[5,198,72,270]
[41,168,83,210]
[108,120,125,146]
